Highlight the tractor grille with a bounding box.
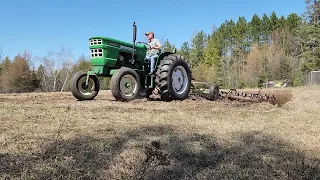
[90,48,103,58]
[90,39,102,45]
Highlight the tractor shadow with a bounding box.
[1,125,320,179]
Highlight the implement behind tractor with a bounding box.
[190,81,276,104]
[70,22,276,104]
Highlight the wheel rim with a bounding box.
[120,74,137,97]
[78,76,95,96]
[171,65,189,94]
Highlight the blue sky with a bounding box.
[0,0,306,66]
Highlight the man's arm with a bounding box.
[152,39,162,49]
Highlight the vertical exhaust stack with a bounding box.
[133,22,137,43]
[131,22,137,63]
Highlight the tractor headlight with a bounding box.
[91,48,103,58]
[90,39,102,46]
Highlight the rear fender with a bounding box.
[155,51,174,68]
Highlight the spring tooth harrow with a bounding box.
[189,81,276,104]
[219,89,276,103]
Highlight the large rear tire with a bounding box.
[70,70,100,101]
[154,54,192,101]
[110,67,141,101]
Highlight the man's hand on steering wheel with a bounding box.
[136,42,152,49]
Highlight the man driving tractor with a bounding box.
[145,31,161,75]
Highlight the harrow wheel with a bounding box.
[110,67,141,101]
[71,70,100,101]
[208,82,220,100]
[153,54,192,101]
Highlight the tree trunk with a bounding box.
[60,73,69,92]
[53,71,59,92]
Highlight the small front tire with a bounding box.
[70,70,100,101]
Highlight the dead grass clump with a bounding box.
[270,90,293,107]
[106,148,146,179]
[103,140,171,179]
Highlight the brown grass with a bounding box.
[1,86,320,179]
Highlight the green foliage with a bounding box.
[295,23,320,72]
[249,14,261,44]
[192,62,218,83]
[258,77,264,88]
[162,39,176,52]
[237,78,247,89]
[290,1,320,74]
[293,71,304,87]
[203,35,222,83]
[261,13,271,43]
[279,15,287,29]
[178,5,319,88]
[270,11,280,32]
[286,13,302,31]
[177,41,191,61]
[189,31,208,67]
[203,36,221,67]
[235,17,248,45]
[36,64,46,91]
[73,59,92,72]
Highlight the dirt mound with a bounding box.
[269,90,293,107]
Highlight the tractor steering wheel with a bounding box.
[136,42,151,49]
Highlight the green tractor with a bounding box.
[70,22,192,101]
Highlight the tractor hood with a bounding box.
[89,36,146,50]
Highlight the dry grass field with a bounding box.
[1,86,320,179]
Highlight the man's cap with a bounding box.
[145,31,154,36]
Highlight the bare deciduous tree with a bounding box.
[58,46,74,92]
[38,45,74,92]
[0,48,3,62]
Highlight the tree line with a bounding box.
[164,0,320,88]
[0,0,319,93]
